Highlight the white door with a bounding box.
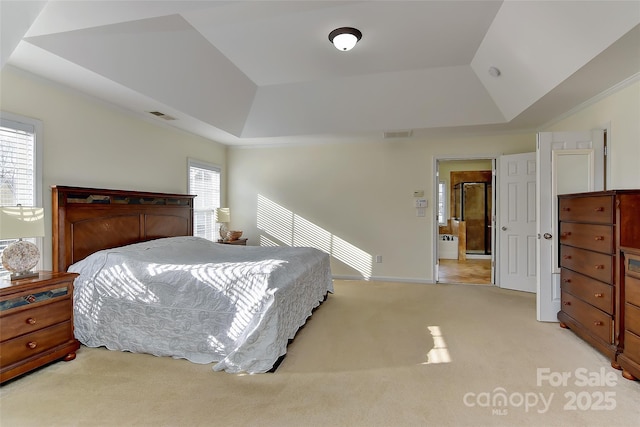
[498,152,537,292]
[536,131,604,321]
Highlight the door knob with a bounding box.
[501,226,507,231]
[543,233,552,240]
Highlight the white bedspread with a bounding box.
[69,236,333,373]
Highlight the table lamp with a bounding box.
[0,206,45,280]
[214,208,230,241]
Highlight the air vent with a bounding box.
[148,111,176,121]
[384,130,413,139]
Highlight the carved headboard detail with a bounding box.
[52,186,194,272]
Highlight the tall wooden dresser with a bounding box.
[557,190,640,372]
[619,247,640,380]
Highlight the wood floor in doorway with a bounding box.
[438,259,492,285]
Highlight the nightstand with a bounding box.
[217,238,248,246]
[0,271,80,383]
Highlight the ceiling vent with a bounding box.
[384,130,413,139]
[148,111,176,121]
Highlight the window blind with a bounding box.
[188,159,221,241]
[1,119,36,206]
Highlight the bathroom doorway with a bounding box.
[435,158,494,285]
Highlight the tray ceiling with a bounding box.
[2,1,639,146]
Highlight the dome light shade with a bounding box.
[329,27,362,51]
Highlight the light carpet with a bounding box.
[1,280,639,426]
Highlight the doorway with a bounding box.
[435,158,495,285]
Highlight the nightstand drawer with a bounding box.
[560,269,613,314]
[559,195,613,224]
[0,321,73,367]
[0,283,70,314]
[561,291,612,343]
[560,245,613,284]
[559,222,613,254]
[0,299,71,341]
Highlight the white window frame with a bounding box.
[438,180,447,226]
[187,158,222,241]
[0,112,44,277]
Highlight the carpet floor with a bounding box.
[1,280,639,426]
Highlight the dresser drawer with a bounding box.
[559,195,613,224]
[625,303,640,336]
[561,269,613,314]
[560,245,613,283]
[626,275,640,307]
[561,291,612,343]
[0,299,71,341]
[0,321,73,367]
[623,330,640,362]
[559,222,613,254]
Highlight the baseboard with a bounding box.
[332,274,434,284]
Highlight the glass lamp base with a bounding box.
[219,223,229,241]
[2,240,40,281]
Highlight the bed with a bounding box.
[52,186,333,373]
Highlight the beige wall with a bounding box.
[0,67,227,269]
[229,79,639,282]
[543,79,640,189]
[229,134,534,281]
[2,64,636,281]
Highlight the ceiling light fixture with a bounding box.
[328,27,362,51]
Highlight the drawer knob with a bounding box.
[594,265,604,269]
[563,255,572,260]
[563,301,571,306]
[594,293,603,298]
[594,236,604,241]
[562,279,571,283]
[594,207,604,212]
[561,232,571,237]
[27,341,37,349]
[593,321,603,326]
[562,207,571,211]
[26,317,36,325]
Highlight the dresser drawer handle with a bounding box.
[561,232,571,237]
[593,321,603,326]
[562,278,571,283]
[562,207,571,212]
[594,207,604,212]
[594,265,604,269]
[563,255,571,260]
[26,317,36,325]
[26,341,37,349]
[594,293,603,298]
[563,301,571,306]
[594,236,604,241]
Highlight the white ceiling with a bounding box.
[2,1,639,146]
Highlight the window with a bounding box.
[0,113,43,277]
[188,159,221,241]
[438,181,447,225]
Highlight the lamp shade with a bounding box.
[0,206,45,240]
[214,208,230,223]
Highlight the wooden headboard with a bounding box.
[52,186,195,272]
